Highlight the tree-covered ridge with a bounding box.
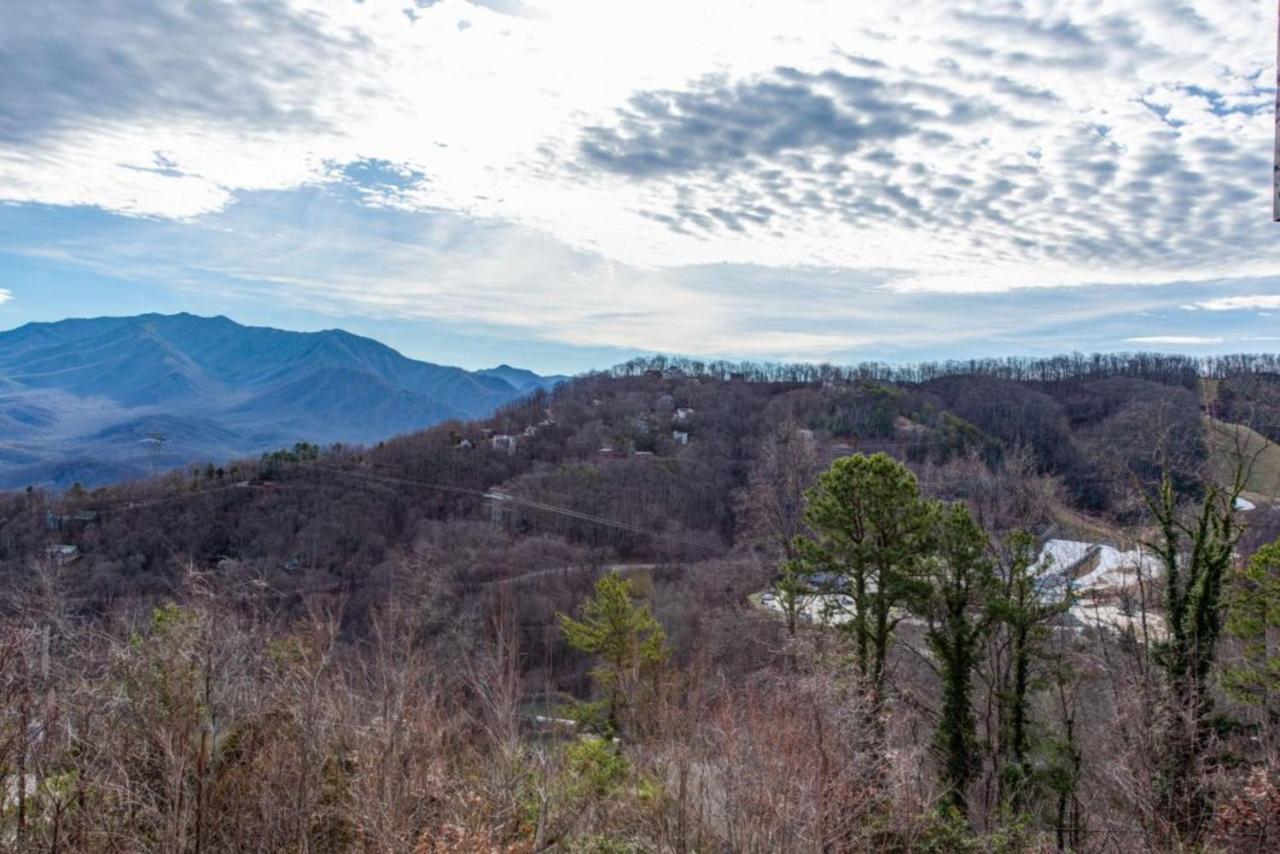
[0,351,1278,850]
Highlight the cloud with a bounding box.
[1126,336,1224,345]
[1,0,1278,359]
[579,68,965,180]
[0,1,358,147]
[0,289,11,305]
[1189,294,1280,311]
[6,188,1279,365]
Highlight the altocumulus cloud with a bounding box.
[566,3,1276,289]
[0,0,1277,360]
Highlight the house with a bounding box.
[672,430,689,445]
[674,407,694,422]
[45,545,79,565]
[45,510,99,532]
[491,435,518,455]
[457,438,475,450]
[796,428,816,444]
[523,425,538,437]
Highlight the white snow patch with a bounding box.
[1234,496,1257,511]
[1036,538,1169,640]
[1071,600,1167,640]
[757,591,856,627]
[1037,540,1093,574]
[1037,539,1159,593]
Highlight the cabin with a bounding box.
[45,545,80,565]
[491,435,518,455]
[45,510,98,532]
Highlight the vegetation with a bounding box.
[792,452,936,705]
[558,572,669,736]
[1,353,1279,851]
[1225,541,1280,721]
[916,503,995,814]
[1144,474,1245,844]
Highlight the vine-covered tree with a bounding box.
[1144,474,1243,844]
[988,530,1073,813]
[915,503,995,816]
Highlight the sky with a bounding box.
[1,0,1278,375]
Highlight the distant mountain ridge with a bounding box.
[0,313,566,488]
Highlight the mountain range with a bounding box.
[0,313,565,488]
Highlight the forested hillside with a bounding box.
[2,353,1279,851]
[0,313,563,489]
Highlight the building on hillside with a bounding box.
[674,407,695,422]
[492,435,518,455]
[672,430,689,446]
[45,510,99,532]
[457,438,474,450]
[45,545,80,565]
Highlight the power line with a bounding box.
[309,465,721,554]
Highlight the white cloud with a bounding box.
[1190,294,1280,311]
[0,289,11,305]
[1,0,1278,354]
[1125,335,1224,345]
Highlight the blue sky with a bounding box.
[1,0,1278,374]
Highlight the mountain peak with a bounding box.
[0,314,562,488]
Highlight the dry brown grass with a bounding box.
[1204,417,1280,501]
